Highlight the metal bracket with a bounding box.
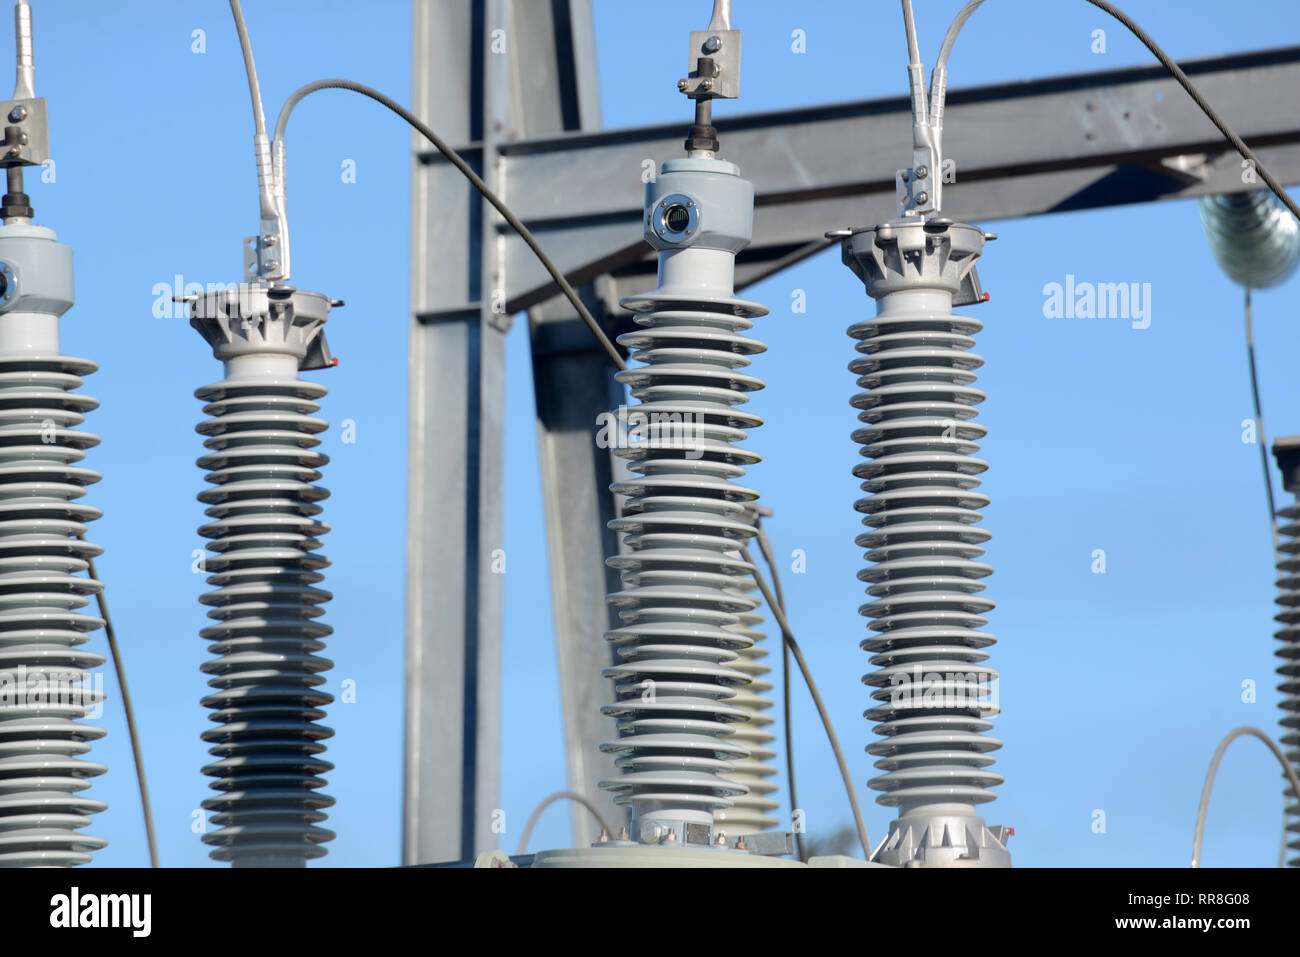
[486,300,514,334]
[1152,152,1211,186]
[680,30,741,99]
[0,96,46,166]
[896,145,939,218]
[731,831,796,857]
[954,262,986,307]
[244,223,286,284]
[0,260,15,309]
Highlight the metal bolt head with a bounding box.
[677,79,689,92]
[915,165,928,180]
[5,147,19,159]
[702,35,722,54]
[714,832,728,846]
[700,78,713,92]
[7,105,26,123]
[916,191,929,205]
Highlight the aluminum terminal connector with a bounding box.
[0,1,50,226]
[11,1,32,101]
[677,1,741,158]
[187,282,341,867]
[839,216,1010,867]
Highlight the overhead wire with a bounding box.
[753,523,806,861]
[930,0,1300,222]
[228,0,267,137]
[1191,726,1300,867]
[1244,289,1281,555]
[82,542,158,868]
[901,0,922,66]
[516,791,613,855]
[1244,289,1291,867]
[935,0,985,73]
[272,78,625,372]
[740,545,872,860]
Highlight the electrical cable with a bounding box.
[80,541,159,868]
[899,1,931,144]
[707,0,732,32]
[740,545,871,860]
[1244,290,1293,867]
[929,0,1300,223]
[935,0,985,74]
[516,790,613,855]
[1191,726,1300,867]
[1082,0,1300,221]
[754,523,806,861]
[228,0,267,137]
[272,78,626,372]
[901,0,921,67]
[1244,289,1281,556]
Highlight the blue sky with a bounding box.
[27,0,1300,867]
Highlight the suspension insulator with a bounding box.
[189,284,340,867]
[840,217,1010,867]
[1198,191,1300,290]
[597,157,770,849]
[0,224,107,867]
[1271,437,1300,867]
